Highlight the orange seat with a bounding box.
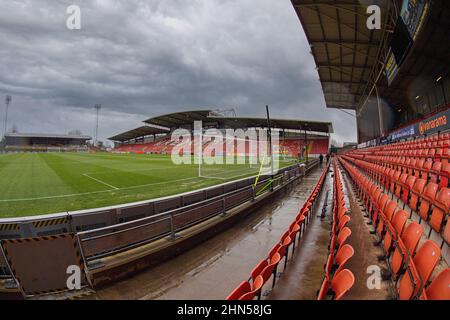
[330,269,355,300]
[390,222,423,278]
[423,268,450,300]
[402,176,417,205]
[261,252,281,289]
[383,210,408,256]
[227,281,252,300]
[418,182,438,222]
[412,240,441,287]
[429,187,450,233]
[444,218,450,245]
[337,215,351,232]
[376,200,397,238]
[239,275,264,300]
[317,276,329,300]
[337,227,352,248]
[250,259,268,283]
[409,179,426,212]
[333,244,354,275]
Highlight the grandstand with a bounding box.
[1,132,92,152]
[0,0,449,303]
[109,110,332,158]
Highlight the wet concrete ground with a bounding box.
[267,168,333,300]
[338,165,393,300]
[88,167,325,300]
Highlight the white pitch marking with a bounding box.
[82,173,119,190]
[0,177,207,202]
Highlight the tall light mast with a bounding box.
[94,104,101,146]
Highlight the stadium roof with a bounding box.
[108,126,170,142]
[291,0,395,111]
[144,110,213,128]
[5,133,92,140]
[207,116,334,133]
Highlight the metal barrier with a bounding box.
[75,163,318,261]
[0,234,88,297]
[0,162,317,241]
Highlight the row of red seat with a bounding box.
[380,133,450,151]
[317,158,355,300]
[341,154,450,246]
[340,157,450,300]
[226,162,330,300]
[346,152,450,188]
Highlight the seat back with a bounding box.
[425,268,450,300]
[227,281,252,300]
[398,258,421,300]
[331,269,355,300]
[334,244,354,275]
[392,210,408,235]
[409,179,426,211]
[250,259,269,282]
[337,215,351,232]
[444,217,450,245]
[384,200,398,222]
[261,253,281,282]
[402,221,423,255]
[317,276,329,300]
[414,240,441,285]
[337,227,352,247]
[418,182,438,221]
[429,187,450,232]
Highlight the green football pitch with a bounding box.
[0,152,296,218]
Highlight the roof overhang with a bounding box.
[5,133,92,140]
[108,126,170,142]
[291,0,397,111]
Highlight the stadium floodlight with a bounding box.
[94,104,101,145]
[3,95,12,139]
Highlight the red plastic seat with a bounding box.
[330,269,355,300]
[423,268,450,300]
[429,187,450,233]
[250,259,268,283]
[418,182,438,222]
[413,240,441,286]
[317,276,329,300]
[429,161,442,184]
[239,275,264,300]
[227,281,252,300]
[333,244,354,275]
[444,218,450,245]
[337,215,351,232]
[402,176,417,205]
[390,222,423,279]
[409,179,426,212]
[337,227,352,248]
[261,252,281,289]
[383,210,408,256]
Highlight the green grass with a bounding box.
[0,152,297,218]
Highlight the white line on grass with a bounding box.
[82,173,119,190]
[0,177,208,203]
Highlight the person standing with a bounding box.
[319,154,324,166]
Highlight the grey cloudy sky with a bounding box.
[0,0,357,145]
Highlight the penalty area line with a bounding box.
[82,173,119,190]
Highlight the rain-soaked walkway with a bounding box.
[88,166,327,300]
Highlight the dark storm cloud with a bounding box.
[0,0,356,144]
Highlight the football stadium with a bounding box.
[0,0,449,305]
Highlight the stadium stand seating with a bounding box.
[114,137,330,158]
[226,160,334,300]
[339,135,450,300]
[317,158,355,300]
